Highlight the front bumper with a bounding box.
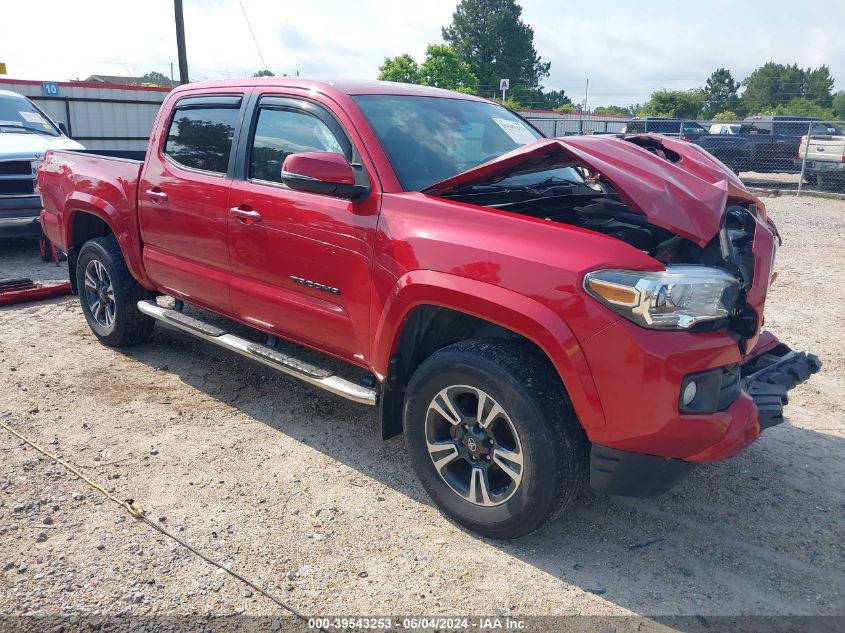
[589,341,821,497]
[0,195,41,238]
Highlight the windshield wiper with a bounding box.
[528,176,580,188]
[0,124,56,136]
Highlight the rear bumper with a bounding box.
[589,342,821,497]
[803,161,845,175]
[0,195,41,238]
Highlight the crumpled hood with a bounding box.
[424,134,762,247]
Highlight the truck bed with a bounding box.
[39,150,143,255]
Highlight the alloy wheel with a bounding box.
[425,385,524,507]
[83,259,116,329]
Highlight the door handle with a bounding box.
[230,206,262,225]
[145,188,168,203]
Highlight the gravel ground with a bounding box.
[741,171,845,194]
[0,196,843,627]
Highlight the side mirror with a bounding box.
[57,122,70,136]
[281,152,369,200]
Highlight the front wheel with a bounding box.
[403,339,588,539]
[76,235,154,347]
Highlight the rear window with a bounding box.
[650,121,682,134]
[164,107,239,174]
[740,123,770,135]
[775,121,814,136]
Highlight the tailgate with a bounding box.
[801,136,845,163]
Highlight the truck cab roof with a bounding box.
[169,78,490,101]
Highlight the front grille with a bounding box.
[0,161,32,176]
[0,160,36,196]
[0,178,36,195]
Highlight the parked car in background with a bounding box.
[798,131,845,187]
[0,89,83,249]
[695,115,833,174]
[622,117,709,141]
[39,79,819,538]
[709,123,741,135]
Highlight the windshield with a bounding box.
[353,95,542,191]
[681,122,707,135]
[0,94,60,137]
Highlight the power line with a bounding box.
[237,0,268,72]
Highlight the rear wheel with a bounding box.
[403,339,588,539]
[76,236,154,347]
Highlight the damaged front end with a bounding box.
[426,134,820,435]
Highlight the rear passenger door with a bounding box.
[226,95,377,362]
[139,93,247,314]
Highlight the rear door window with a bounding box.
[164,106,240,174]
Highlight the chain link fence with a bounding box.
[692,119,845,196]
[522,114,845,197]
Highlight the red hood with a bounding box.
[423,134,762,247]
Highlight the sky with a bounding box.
[1,0,843,108]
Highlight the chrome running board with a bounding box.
[137,300,378,406]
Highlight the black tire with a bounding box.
[403,339,588,539]
[40,238,53,262]
[76,235,154,347]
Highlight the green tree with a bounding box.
[539,89,571,110]
[593,105,637,116]
[252,69,275,77]
[768,98,834,119]
[554,103,580,114]
[442,0,550,96]
[418,44,477,91]
[703,68,741,118]
[712,111,738,121]
[805,65,834,108]
[378,53,420,84]
[833,91,845,120]
[139,71,172,87]
[503,96,524,110]
[641,89,705,119]
[742,62,805,113]
[506,84,570,109]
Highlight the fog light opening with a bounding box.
[682,380,698,407]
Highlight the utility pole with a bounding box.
[174,0,189,84]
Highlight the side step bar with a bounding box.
[137,300,378,406]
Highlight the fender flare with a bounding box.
[372,269,605,430]
[63,194,154,289]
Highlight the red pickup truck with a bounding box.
[39,79,820,538]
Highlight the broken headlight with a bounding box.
[584,266,740,330]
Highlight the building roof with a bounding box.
[83,74,180,89]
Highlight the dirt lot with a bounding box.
[0,195,843,627]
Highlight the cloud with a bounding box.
[524,0,845,106]
[0,0,841,107]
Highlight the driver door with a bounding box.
[226,95,377,363]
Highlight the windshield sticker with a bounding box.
[493,117,536,145]
[19,111,47,124]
